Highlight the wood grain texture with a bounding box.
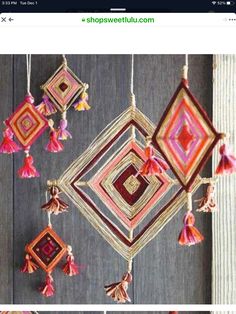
[0,55,14,304]
[0,55,212,304]
[212,55,236,304]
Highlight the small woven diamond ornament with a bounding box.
[37,55,90,141]
[0,55,50,178]
[21,219,79,297]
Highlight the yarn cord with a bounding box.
[26,54,31,94]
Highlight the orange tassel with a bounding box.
[178,212,204,246]
[105,272,132,303]
[140,145,169,176]
[21,254,38,273]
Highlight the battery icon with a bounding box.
[226,1,235,4]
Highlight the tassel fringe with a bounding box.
[21,254,38,273]
[18,153,40,178]
[178,211,204,246]
[105,272,132,303]
[39,273,55,297]
[41,186,68,215]
[58,118,72,141]
[62,245,79,276]
[45,120,64,153]
[215,144,236,175]
[0,127,22,154]
[140,145,169,176]
[73,91,90,111]
[36,95,57,116]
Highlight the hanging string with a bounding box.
[129,55,134,273]
[185,54,189,67]
[45,190,52,227]
[130,54,136,109]
[182,54,188,81]
[130,54,134,95]
[26,54,31,95]
[62,54,67,67]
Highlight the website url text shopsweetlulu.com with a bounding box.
[82,16,155,24]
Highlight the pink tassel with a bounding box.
[39,273,55,297]
[45,120,64,153]
[18,153,40,178]
[215,144,236,175]
[178,212,204,246]
[21,254,38,273]
[105,272,132,303]
[0,127,22,154]
[62,246,79,276]
[36,95,57,116]
[58,119,72,141]
[73,91,90,111]
[139,145,169,176]
[45,130,64,152]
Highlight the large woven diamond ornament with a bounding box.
[50,105,202,260]
[152,79,222,191]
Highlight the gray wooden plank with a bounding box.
[0,55,14,304]
[134,55,212,304]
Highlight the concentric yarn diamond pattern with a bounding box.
[6,99,48,149]
[58,107,202,260]
[42,66,84,112]
[152,81,221,191]
[89,141,171,229]
[26,226,67,273]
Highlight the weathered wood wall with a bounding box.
[0,55,212,304]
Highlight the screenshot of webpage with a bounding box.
[0,0,236,310]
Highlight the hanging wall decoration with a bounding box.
[21,191,79,297]
[44,55,210,304]
[21,55,235,302]
[0,55,66,178]
[37,55,90,140]
[151,55,236,245]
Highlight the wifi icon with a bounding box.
[212,1,217,4]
